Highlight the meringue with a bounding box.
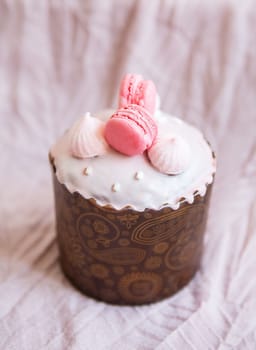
[156,94,161,111]
[69,113,108,158]
[148,135,191,175]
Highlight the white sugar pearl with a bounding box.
[112,183,120,192]
[134,171,144,180]
[83,166,93,176]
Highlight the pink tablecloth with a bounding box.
[1,0,256,349]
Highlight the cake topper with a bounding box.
[119,73,157,115]
[148,135,191,175]
[68,112,108,159]
[67,74,191,176]
[104,104,158,156]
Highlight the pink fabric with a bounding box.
[1,0,256,349]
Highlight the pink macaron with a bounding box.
[119,73,157,115]
[104,104,158,156]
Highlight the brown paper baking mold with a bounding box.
[51,158,213,305]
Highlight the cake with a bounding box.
[50,74,216,305]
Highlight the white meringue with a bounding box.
[156,94,161,111]
[69,113,108,158]
[148,135,191,175]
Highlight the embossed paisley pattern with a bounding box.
[131,205,205,245]
[88,247,146,265]
[53,173,212,305]
[165,241,200,271]
[90,264,109,278]
[118,272,163,304]
[77,213,120,248]
[144,256,162,270]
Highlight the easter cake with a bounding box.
[50,74,216,305]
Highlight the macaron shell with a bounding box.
[104,117,147,156]
[119,74,143,108]
[119,74,157,115]
[139,80,157,115]
[123,104,158,146]
[104,104,158,156]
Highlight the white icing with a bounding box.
[51,110,216,211]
